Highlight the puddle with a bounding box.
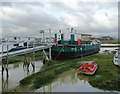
[35,69,109,92]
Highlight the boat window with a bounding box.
[88,69,90,71]
[82,68,84,69]
[14,37,17,40]
[85,68,87,69]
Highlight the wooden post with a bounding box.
[50,84,51,93]
[43,31,45,46]
[33,41,35,51]
[43,86,45,94]
[43,58,45,64]
[27,41,29,49]
[2,64,4,75]
[49,29,51,60]
[1,44,4,77]
[7,45,9,66]
[6,67,8,78]
[2,43,3,55]
[2,75,3,92]
[33,41,35,72]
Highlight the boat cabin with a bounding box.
[54,31,92,45]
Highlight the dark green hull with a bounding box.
[52,44,100,60]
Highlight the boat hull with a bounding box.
[52,45,100,60]
[113,51,120,67]
[77,62,98,75]
[83,65,98,75]
[113,57,120,67]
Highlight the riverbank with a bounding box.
[12,51,119,92]
[101,44,120,47]
[101,39,118,44]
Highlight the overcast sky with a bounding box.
[0,0,119,38]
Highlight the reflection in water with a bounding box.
[13,64,19,68]
[77,74,89,84]
[23,53,35,76]
[2,74,8,92]
[35,69,106,92]
[1,47,117,92]
[0,53,43,93]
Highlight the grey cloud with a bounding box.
[1,1,118,38]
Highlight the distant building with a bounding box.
[35,38,42,42]
[91,37,98,40]
[3,36,36,42]
[81,34,92,41]
[98,36,114,40]
[46,37,54,43]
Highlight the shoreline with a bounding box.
[10,51,119,92]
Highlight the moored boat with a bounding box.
[113,50,120,67]
[77,62,98,75]
[52,28,101,60]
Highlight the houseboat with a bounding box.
[52,28,101,59]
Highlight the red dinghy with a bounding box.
[77,62,98,75]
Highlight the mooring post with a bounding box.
[43,30,45,46]
[50,84,51,93]
[27,53,30,68]
[2,44,4,76]
[43,86,45,94]
[2,43,3,55]
[23,54,27,67]
[27,41,29,49]
[33,40,35,55]
[49,29,51,60]
[6,67,9,78]
[43,58,45,64]
[2,65,4,75]
[2,76,3,92]
[7,44,9,66]
[6,45,9,77]
[7,76,8,90]
[32,41,35,72]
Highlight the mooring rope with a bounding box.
[54,45,65,60]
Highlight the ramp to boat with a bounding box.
[0,45,51,58]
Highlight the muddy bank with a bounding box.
[15,51,119,92]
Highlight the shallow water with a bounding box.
[0,47,118,92]
[0,60,43,93]
[100,47,118,53]
[35,69,109,92]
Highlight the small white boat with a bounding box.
[113,51,120,66]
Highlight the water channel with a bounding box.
[0,60,43,93]
[0,47,118,92]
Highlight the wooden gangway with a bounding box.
[0,44,52,59]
